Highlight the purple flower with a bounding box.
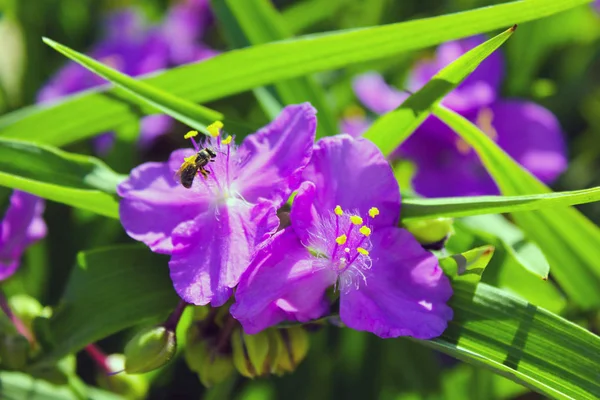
[231,135,453,339]
[117,104,317,306]
[38,3,218,152]
[1,191,46,281]
[347,36,567,197]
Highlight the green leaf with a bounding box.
[42,37,223,136]
[363,25,516,154]
[432,104,600,309]
[438,245,495,285]
[0,371,123,400]
[223,0,337,137]
[401,186,600,221]
[0,137,122,218]
[0,0,589,146]
[31,245,178,369]
[448,216,566,314]
[421,282,600,399]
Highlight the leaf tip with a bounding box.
[510,24,518,32]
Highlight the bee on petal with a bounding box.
[176,147,217,189]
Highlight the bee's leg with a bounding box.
[199,168,210,178]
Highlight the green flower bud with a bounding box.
[96,354,149,400]
[185,322,234,387]
[403,218,454,245]
[231,329,277,378]
[0,333,29,369]
[124,326,176,374]
[271,327,309,375]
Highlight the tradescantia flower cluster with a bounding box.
[343,35,567,198]
[119,103,453,339]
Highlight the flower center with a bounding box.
[307,205,380,293]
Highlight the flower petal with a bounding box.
[353,72,409,114]
[398,116,499,197]
[231,228,333,334]
[233,103,317,208]
[490,100,567,184]
[138,114,174,149]
[117,149,211,254]
[289,181,319,244]
[340,227,453,339]
[407,35,503,113]
[169,200,279,306]
[301,134,401,227]
[0,191,46,281]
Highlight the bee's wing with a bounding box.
[174,162,190,182]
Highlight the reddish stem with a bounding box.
[0,290,34,344]
[85,344,111,374]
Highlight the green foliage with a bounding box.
[31,246,178,369]
[0,0,589,146]
[433,104,600,309]
[0,137,122,218]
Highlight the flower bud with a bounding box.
[124,326,176,374]
[184,322,234,387]
[0,333,29,369]
[96,354,148,400]
[271,327,309,375]
[403,218,454,248]
[231,329,276,378]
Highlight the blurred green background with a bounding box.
[1,0,599,399]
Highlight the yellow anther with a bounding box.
[334,205,343,216]
[359,226,371,237]
[344,248,350,253]
[222,135,233,145]
[207,121,224,137]
[335,235,347,245]
[350,216,363,225]
[357,247,369,256]
[184,130,199,139]
[368,207,380,218]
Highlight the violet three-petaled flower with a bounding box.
[117,104,317,306]
[38,3,218,152]
[0,191,46,281]
[231,134,453,339]
[346,36,567,197]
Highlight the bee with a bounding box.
[176,147,218,188]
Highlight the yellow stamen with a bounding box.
[334,205,343,216]
[350,216,363,225]
[222,135,233,145]
[368,207,379,218]
[207,121,224,137]
[335,235,347,245]
[184,130,199,139]
[359,226,371,237]
[357,247,369,256]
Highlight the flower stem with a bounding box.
[0,290,34,344]
[163,300,188,332]
[85,344,111,374]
